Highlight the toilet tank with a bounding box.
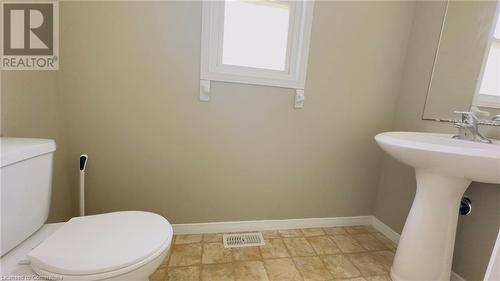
[0,138,56,256]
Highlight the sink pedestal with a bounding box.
[391,170,471,281]
[375,132,500,280]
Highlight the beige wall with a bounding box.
[373,2,500,281]
[53,1,414,223]
[1,72,73,222]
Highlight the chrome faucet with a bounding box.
[453,111,492,143]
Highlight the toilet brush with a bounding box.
[79,154,88,216]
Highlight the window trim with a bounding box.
[200,0,315,90]
[475,93,500,108]
[474,4,500,109]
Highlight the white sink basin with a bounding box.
[375,132,500,281]
[376,132,500,184]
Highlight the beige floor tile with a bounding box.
[365,275,391,281]
[264,258,302,281]
[158,253,171,269]
[347,252,389,276]
[369,251,394,269]
[340,278,368,281]
[260,239,290,259]
[232,246,262,261]
[203,233,223,243]
[169,244,202,267]
[166,266,201,281]
[331,235,365,253]
[262,230,280,239]
[233,261,270,281]
[202,243,232,264]
[352,234,387,251]
[322,255,361,279]
[372,233,397,250]
[175,234,203,245]
[344,226,377,235]
[201,264,235,281]
[293,256,333,281]
[279,229,303,237]
[150,267,167,281]
[323,227,347,236]
[301,228,325,237]
[307,236,341,255]
[283,238,316,257]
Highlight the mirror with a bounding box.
[423,0,500,121]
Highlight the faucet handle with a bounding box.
[453,111,479,121]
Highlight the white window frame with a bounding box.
[474,2,500,109]
[200,0,315,93]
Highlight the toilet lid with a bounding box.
[27,211,173,276]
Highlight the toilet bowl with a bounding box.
[28,211,173,281]
[0,138,173,281]
[1,211,172,281]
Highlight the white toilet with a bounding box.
[0,137,173,281]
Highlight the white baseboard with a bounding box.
[172,215,372,234]
[450,271,467,281]
[370,216,401,244]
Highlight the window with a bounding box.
[200,0,315,106]
[476,10,500,108]
[222,0,290,71]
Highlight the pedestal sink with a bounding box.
[375,132,500,281]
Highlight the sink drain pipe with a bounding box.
[79,154,88,216]
[460,196,472,216]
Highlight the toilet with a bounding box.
[0,137,173,281]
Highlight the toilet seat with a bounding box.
[27,211,173,280]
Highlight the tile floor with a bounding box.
[150,225,397,281]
